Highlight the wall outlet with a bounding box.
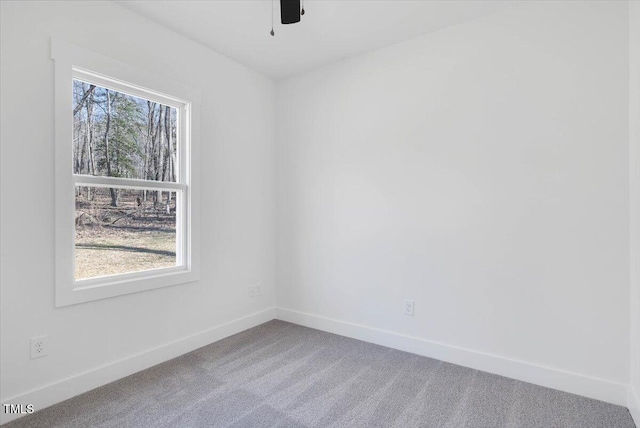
[249,284,262,298]
[404,300,415,316]
[30,336,48,359]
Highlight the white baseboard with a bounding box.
[0,307,277,425]
[630,386,640,428]
[276,307,628,407]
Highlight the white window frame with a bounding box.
[52,39,200,307]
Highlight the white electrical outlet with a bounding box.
[249,284,262,298]
[30,336,48,359]
[404,300,415,316]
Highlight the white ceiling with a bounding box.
[117,0,515,80]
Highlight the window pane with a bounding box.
[75,187,178,280]
[72,79,178,182]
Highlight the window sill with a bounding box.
[56,267,199,307]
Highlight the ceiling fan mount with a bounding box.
[271,0,306,36]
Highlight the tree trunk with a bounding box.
[154,106,163,205]
[73,84,96,116]
[86,90,95,200]
[164,106,174,211]
[103,90,118,207]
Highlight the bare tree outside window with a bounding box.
[73,80,179,280]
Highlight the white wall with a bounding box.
[277,0,630,404]
[0,1,276,423]
[629,0,640,423]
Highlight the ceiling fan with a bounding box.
[271,0,306,36]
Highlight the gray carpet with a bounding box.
[4,320,636,428]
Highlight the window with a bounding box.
[53,40,200,306]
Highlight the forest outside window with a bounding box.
[53,39,199,306]
[73,75,181,280]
